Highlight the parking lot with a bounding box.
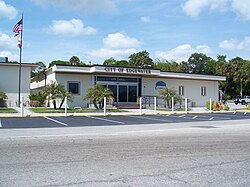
[0,112,249,129]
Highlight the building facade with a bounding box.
[0,62,36,107]
[31,64,226,108]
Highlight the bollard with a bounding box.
[139,97,142,115]
[21,96,24,117]
[65,96,67,117]
[154,97,157,114]
[209,98,212,113]
[185,98,188,114]
[104,97,107,116]
[172,97,174,114]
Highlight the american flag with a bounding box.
[13,19,23,37]
[17,36,21,48]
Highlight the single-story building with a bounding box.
[31,64,226,108]
[0,62,36,107]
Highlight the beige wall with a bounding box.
[143,77,219,107]
[55,73,92,107]
[0,65,32,107]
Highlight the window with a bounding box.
[179,86,184,96]
[201,87,206,96]
[68,82,80,94]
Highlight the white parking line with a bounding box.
[0,119,2,128]
[192,116,198,119]
[130,116,172,122]
[44,116,68,127]
[86,116,125,124]
[209,117,214,121]
[179,115,186,118]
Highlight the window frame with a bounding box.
[67,81,80,95]
[201,86,206,96]
[179,86,184,96]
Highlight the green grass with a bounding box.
[29,108,128,113]
[0,108,18,113]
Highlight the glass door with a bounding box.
[108,85,117,102]
[128,86,137,102]
[118,85,127,102]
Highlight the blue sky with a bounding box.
[1,0,250,65]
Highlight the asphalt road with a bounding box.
[0,112,250,129]
[0,118,250,187]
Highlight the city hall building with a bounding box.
[31,64,226,108]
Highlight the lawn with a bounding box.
[0,108,18,113]
[29,108,128,113]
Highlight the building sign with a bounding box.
[155,81,166,89]
[105,67,151,74]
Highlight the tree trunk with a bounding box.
[53,100,57,109]
[59,99,65,109]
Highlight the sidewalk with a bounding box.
[1,106,248,117]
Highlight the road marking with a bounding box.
[86,116,125,124]
[130,116,172,122]
[0,119,2,128]
[44,116,68,127]
[209,117,214,121]
[234,111,236,114]
[192,116,198,119]
[244,112,247,115]
[179,115,186,117]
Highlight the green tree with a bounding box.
[69,56,80,65]
[83,84,113,110]
[0,90,8,100]
[48,60,69,68]
[158,87,181,108]
[32,61,47,77]
[128,50,153,67]
[103,57,116,66]
[44,81,68,109]
[187,53,212,73]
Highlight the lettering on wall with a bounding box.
[104,67,151,74]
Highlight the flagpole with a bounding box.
[18,13,23,107]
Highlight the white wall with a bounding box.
[0,65,32,107]
[55,73,92,108]
[143,77,219,107]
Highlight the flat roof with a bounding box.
[0,62,37,67]
[51,64,226,81]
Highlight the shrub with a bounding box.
[29,92,46,107]
[223,104,230,111]
[206,100,214,110]
[247,104,250,110]
[0,90,8,100]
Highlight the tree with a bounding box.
[44,81,68,109]
[69,56,80,65]
[103,57,116,66]
[32,61,47,77]
[128,50,153,67]
[83,84,113,110]
[0,90,7,100]
[158,87,181,108]
[48,60,69,68]
[187,53,212,73]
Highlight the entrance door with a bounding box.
[119,85,127,102]
[128,86,137,102]
[108,85,117,102]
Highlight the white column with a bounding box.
[21,96,24,117]
[139,97,142,115]
[185,98,188,114]
[172,97,174,114]
[209,98,212,113]
[104,97,107,116]
[65,96,67,117]
[154,97,157,114]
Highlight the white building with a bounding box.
[31,64,226,108]
[0,62,36,107]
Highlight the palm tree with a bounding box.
[158,88,181,108]
[44,81,68,109]
[83,84,113,110]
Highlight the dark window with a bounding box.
[179,86,184,96]
[201,87,206,96]
[68,82,79,94]
[118,77,137,82]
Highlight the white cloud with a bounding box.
[219,36,250,51]
[155,44,213,62]
[232,0,250,20]
[46,19,97,36]
[31,0,116,13]
[0,50,19,61]
[0,32,17,50]
[140,16,150,23]
[88,32,141,60]
[0,0,18,19]
[182,0,229,18]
